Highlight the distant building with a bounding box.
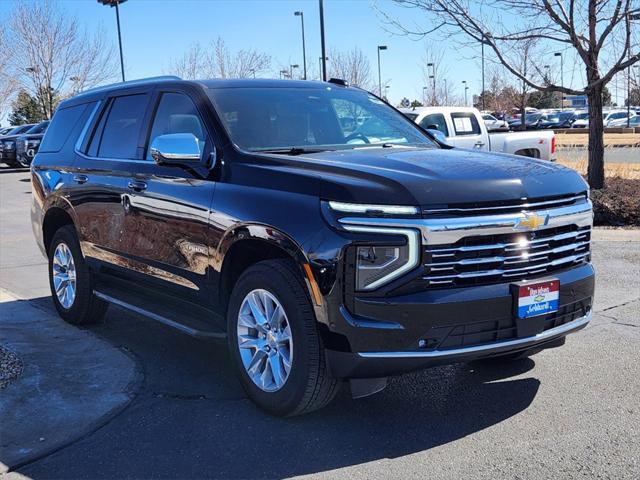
[564,95,588,108]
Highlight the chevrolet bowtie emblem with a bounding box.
[515,213,549,230]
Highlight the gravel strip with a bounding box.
[0,345,24,389]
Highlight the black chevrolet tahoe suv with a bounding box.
[31,76,594,416]
[14,120,49,167]
[0,123,36,167]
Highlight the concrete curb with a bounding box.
[592,227,640,242]
[0,289,141,473]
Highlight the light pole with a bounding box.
[422,86,427,105]
[318,57,328,79]
[319,0,327,81]
[249,69,256,79]
[481,33,490,111]
[279,69,289,79]
[290,64,299,79]
[462,80,468,106]
[98,0,127,82]
[385,85,390,101]
[627,13,640,126]
[377,45,387,97]
[427,62,436,105]
[294,11,307,80]
[554,52,563,110]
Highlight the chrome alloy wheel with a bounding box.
[237,289,293,392]
[52,242,77,309]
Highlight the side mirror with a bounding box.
[150,133,202,165]
[426,128,448,145]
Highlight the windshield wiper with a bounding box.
[256,147,330,156]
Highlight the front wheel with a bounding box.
[227,259,339,416]
[48,225,108,325]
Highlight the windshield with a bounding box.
[207,87,436,152]
[26,121,49,134]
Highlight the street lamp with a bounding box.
[480,33,491,111]
[319,0,327,81]
[626,13,640,126]
[462,80,468,106]
[384,84,390,101]
[427,62,436,105]
[279,69,289,79]
[290,64,299,79]
[554,52,564,110]
[422,86,427,104]
[98,0,127,82]
[294,11,307,80]
[377,45,387,97]
[249,69,256,79]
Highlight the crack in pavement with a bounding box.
[596,297,640,313]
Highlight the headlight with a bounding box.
[343,225,420,291]
[328,201,419,216]
[27,139,41,148]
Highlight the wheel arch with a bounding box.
[42,206,77,255]
[217,224,319,317]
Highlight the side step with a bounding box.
[94,287,226,340]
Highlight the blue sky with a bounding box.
[1,0,492,105]
[3,0,618,108]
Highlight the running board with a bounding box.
[94,290,226,339]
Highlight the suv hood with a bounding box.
[252,147,587,208]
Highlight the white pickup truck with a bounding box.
[400,106,556,161]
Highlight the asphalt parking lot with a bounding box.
[1,170,639,479]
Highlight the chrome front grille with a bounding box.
[423,225,591,287]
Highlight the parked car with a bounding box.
[0,123,35,167]
[537,111,576,129]
[607,113,638,127]
[481,113,509,131]
[14,120,49,167]
[32,77,593,416]
[573,110,636,128]
[400,106,556,160]
[507,113,543,130]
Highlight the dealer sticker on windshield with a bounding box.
[516,280,559,318]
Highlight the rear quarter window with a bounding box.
[39,103,93,153]
[451,112,481,135]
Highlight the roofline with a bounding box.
[73,75,182,99]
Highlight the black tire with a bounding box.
[48,225,108,325]
[227,259,340,416]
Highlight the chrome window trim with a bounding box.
[74,100,102,154]
[358,311,591,359]
[339,201,593,246]
[342,225,420,290]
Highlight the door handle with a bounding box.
[474,142,485,148]
[127,180,148,192]
[73,174,89,184]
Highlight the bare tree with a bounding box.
[328,47,374,89]
[0,30,19,124]
[8,0,117,119]
[167,37,270,79]
[388,0,640,189]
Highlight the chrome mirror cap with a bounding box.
[150,133,201,165]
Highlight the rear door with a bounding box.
[447,111,488,150]
[71,89,152,274]
[121,87,217,305]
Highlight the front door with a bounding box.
[448,111,488,150]
[121,89,216,306]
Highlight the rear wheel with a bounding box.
[227,259,339,416]
[48,225,108,325]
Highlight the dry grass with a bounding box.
[556,158,640,179]
[555,133,640,147]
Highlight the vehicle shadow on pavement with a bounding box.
[17,298,540,479]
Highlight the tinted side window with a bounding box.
[451,112,481,136]
[146,92,207,160]
[39,104,91,153]
[95,94,148,159]
[419,113,449,136]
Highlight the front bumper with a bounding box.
[326,264,594,378]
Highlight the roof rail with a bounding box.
[76,75,182,97]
